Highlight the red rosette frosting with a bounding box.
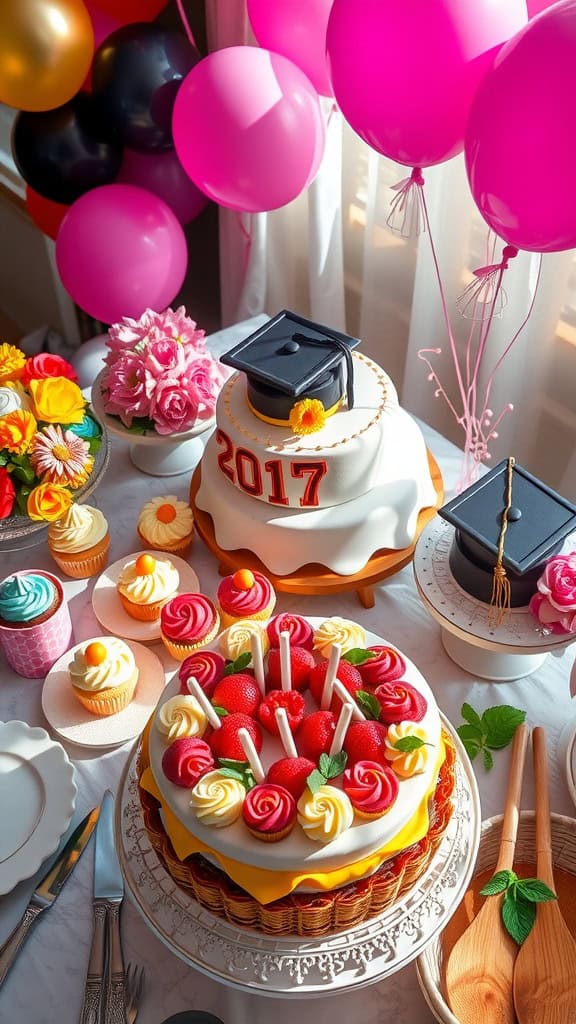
[179,650,226,698]
[162,737,214,788]
[161,593,217,642]
[343,759,399,816]
[374,680,427,724]
[358,645,407,687]
[242,783,296,835]
[217,571,273,616]
[266,613,314,651]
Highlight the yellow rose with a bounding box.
[0,409,37,454]
[0,342,26,384]
[29,377,86,424]
[27,483,73,522]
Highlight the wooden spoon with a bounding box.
[444,722,529,1024]
[513,727,576,1024]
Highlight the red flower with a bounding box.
[21,353,78,386]
[0,467,16,519]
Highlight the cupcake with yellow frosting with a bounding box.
[117,552,179,621]
[137,494,194,558]
[69,637,138,716]
[48,504,110,579]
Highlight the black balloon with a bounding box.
[91,23,201,152]
[12,94,123,206]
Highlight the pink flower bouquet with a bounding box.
[100,307,226,436]
[529,551,576,635]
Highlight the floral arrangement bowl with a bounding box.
[0,345,109,549]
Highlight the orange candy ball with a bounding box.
[85,641,107,666]
[232,569,255,590]
[135,553,156,575]
[156,502,177,524]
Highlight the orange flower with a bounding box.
[29,376,86,424]
[27,482,72,522]
[0,342,26,384]
[0,409,37,454]
[288,398,327,436]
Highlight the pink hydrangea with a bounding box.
[150,377,199,435]
[529,551,576,635]
[103,353,155,427]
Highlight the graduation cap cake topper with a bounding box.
[220,310,360,430]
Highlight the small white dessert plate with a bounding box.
[92,551,200,642]
[42,640,166,749]
[0,721,77,895]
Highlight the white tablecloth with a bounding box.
[1,319,575,1024]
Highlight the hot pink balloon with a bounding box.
[117,148,209,224]
[247,0,335,97]
[527,0,559,14]
[172,47,326,213]
[326,0,528,167]
[56,184,188,323]
[466,1,576,253]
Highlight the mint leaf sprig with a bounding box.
[457,703,526,770]
[307,751,347,795]
[217,758,256,791]
[223,652,252,677]
[480,869,556,944]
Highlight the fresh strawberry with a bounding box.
[296,710,337,762]
[212,673,262,717]
[308,659,362,707]
[208,713,263,762]
[266,646,315,692]
[267,757,316,799]
[258,690,305,736]
[343,721,389,766]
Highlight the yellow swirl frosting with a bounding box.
[384,723,433,778]
[189,770,245,827]
[117,556,179,605]
[157,694,207,742]
[313,617,367,658]
[297,785,354,844]
[219,619,269,661]
[138,495,194,546]
[48,504,108,553]
[69,638,136,692]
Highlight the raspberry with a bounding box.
[266,646,315,692]
[258,690,305,735]
[343,721,389,766]
[296,710,337,762]
[308,659,362,707]
[267,757,317,799]
[209,713,263,762]
[212,673,262,717]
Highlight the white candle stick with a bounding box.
[185,677,222,730]
[238,727,265,783]
[329,702,354,757]
[275,707,298,758]
[250,630,266,695]
[321,642,341,710]
[332,679,365,721]
[279,630,292,691]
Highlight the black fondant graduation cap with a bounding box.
[439,459,576,606]
[221,310,360,422]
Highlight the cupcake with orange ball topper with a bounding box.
[137,494,194,558]
[116,552,179,621]
[69,637,139,717]
[216,568,276,629]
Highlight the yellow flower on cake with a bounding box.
[29,377,86,425]
[30,425,94,488]
[0,409,37,454]
[0,343,26,384]
[289,398,327,435]
[27,482,73,522]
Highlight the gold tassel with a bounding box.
[489,456,515,628]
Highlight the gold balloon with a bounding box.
[0,0,94,112]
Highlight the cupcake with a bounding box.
[69,638,138,717]
[343,760,399,820]
[216,569,276,628]
[0,570,73,678]
[162,737,214,788]
[48,503,110,579]
[242,783,297,842]
[117,553,179,621]
[178,650,226,698]
[160,593,220,661]
[137,494,194,558]
[189,770,246,828]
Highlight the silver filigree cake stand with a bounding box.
[115,715,480,998]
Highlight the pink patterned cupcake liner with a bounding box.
[0,571,73,679]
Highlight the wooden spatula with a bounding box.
[513,727,576,1024]
[444,722,529,1024]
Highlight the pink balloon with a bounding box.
[247,0,335,97]
[117,148,209,224]
[172,47,326,213]
[466,1,576,253]
[527,0,558,14]
[56,184,188,323]
[326,0,527,167]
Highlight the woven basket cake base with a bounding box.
[137,731,456,939]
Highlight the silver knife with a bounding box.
[0,806,99,987]
[96,790,126,1024]
[79,790,117,1024]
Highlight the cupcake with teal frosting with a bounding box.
[0,570,73,678]
[0,572,60,627]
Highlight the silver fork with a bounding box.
[125,963,145,1024]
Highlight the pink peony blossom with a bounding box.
[103,353,155,426]
[183,355,226,417]
[144,337,189,378]
[150,377,199,435]
[536,551,576,612]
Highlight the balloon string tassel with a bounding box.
[489,456,515,628]
[456,245,518,322]
[386,166,426,237]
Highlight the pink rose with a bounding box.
[103,353,155,426]
[150,377,199,435]
[537,552,576,612]
[144,338,188,378]
[528,592,569,635]
[182,356,225,418]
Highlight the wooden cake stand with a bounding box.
[190,450,443,609]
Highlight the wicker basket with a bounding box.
[416,811,576,1024]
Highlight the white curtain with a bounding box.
[205,2,576,497]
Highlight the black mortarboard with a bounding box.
[220,310,360,422]
[439,459,576,607]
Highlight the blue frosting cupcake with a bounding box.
[0,572,59,627]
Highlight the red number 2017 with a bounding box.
[216,430,327,507]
